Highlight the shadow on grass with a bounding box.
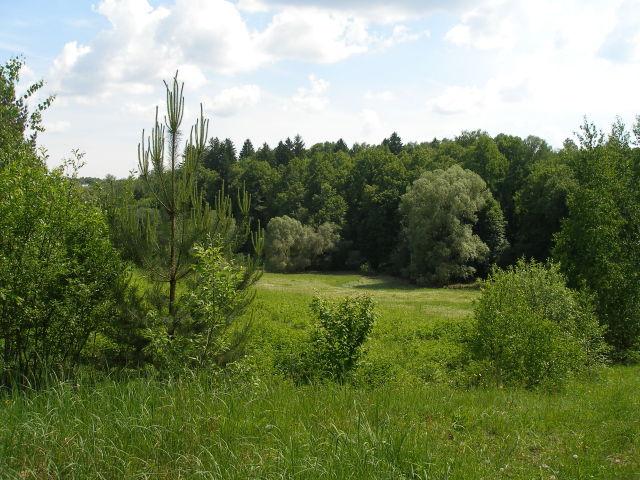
[348,276,420,291]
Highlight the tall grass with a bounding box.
[1,272,638,479]
[1,367,638,479]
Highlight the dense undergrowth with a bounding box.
[1,366,638,479]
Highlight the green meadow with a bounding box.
[1,272,638,479]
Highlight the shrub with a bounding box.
[0,154,126,386]
[470,260,608,389]
[275,295,376,383]
[264,216,339,272]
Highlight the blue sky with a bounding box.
[2,0,640,177]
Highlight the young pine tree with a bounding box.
[132,74,262,367]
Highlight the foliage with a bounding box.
[344,147,408,269]
[144,241,260,374]
[512,153,576,261]
[264,216,339,272]
[1,273,637,479]
[308,295,376,381]
[399,165,498,285]
[0,152,126,385]
[125,74,263,356]
[276,294,376,383]
[0,56,53,154]
[471,260,608,389]
[554,118,640,358]
[0,57,125,385]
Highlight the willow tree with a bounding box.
[134,73,262,345]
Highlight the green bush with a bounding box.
[470,260,608,389]
[0,154,126,386]
[275,295,376,383]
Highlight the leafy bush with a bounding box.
[0,154,126,386]
[275,295,376,383]
[470,260,608,389]
[264,216,339,272]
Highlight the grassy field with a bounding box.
[247,272,477,384]
[1,272,639,479]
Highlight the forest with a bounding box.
[1,57,639,478]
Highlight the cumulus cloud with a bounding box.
[376,25,427,50]
[292,74,330,111]
[598,0,640,63]
[445,1,518,50]
[256,8,369,63]
[48,0,437,103]
[241,0,477,22]
[44,120,72,133]
[208,85,262,117]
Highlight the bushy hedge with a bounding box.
[470,260,608,389]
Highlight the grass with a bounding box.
[247,272,477,383]
[1,272,639,479]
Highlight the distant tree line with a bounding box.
[96,127,564,282]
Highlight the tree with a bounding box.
[0,153,127,385]
[471,260,607,389]
[0,59,124,385]
[512,154,575,261]
[554,118,640,358]
[382,132,403,155]
[202,137,236,187]
[344,148,408,269]
[463,134,508,194]
[239,138,255,160]
[399,165,498,285]
[264,216,339,272]
[274,139,293,166]
[134,73,262,347]
[0,56,53,159]
[293,134,306,158]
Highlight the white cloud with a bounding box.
[292,74,330,111]
[598,0,640,63]
[359,108,383,140]
[49,0,426,103]
[377,25,426,50]
[427,85,484,115]
[49,41,91,85]
[123,98,164,117]
[44,120,72,133]
[208,85,262,117]
[445,0,518,50]
[241,0,477,22]
[256,8,369,63]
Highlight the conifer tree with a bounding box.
[239,138,255,160]
[134,73,262,341]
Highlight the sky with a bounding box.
[2,0,640,177]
